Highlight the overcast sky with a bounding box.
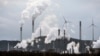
[0,0,100,41]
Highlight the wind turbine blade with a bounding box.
[63,16,67,22]
[88,25,92,28]
[63,23,65,28]
[94,24,98,28]
[88,24,97,28]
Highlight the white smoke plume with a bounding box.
[93,36,100,48]
[67,41,80,54]
[15,0,52,49]
[73,43,80,54]
[86,46,91,54]
[19,19,25,27]
[21,0,51,21]
[32,14,58,43]
[15,0,72,49]
[19,0,51,28]
[14,40,28,49]
[67,41,75,54]
[45,28,58,43]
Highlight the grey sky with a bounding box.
[0,0,100,40]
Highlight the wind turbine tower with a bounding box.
[63,16,71,38]
[63,16,70,54]
[90,19,96,41]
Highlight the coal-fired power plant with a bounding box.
[12,18,94,54]
[1,0,100,55]
[0,18,99,54]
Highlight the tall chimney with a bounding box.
[58,29,60,36]
[7,42,10,51]
[20,26,22,42]
[32,19,35,33]
[40,27,41,37]
[79,21,82,40]
[64,29,66,38]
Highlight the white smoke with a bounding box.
[67,41,80,54]
[93,36,100,48]
[32,14,58,43]
[45,28,58,43]
[14,40,28,49]
[15,0,52,49]
[67,41,75,54]
[19,0,51,27]
[21,0,51,21]
[19,19,25,27]
[15,0,72,49]
[73,43,80,54]
[86,46,91,54]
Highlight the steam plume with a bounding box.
[32,14,58,43]
[21,0,51,21]
[16,0,52,49]
[93,36,100,48]
[67,41,80,54]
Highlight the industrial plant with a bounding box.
[1,0,100,56]
[0,16,98,54]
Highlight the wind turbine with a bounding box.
[62,16,71,54]
[63,16,69,28]
[89,19,97,42]
[62,16,71,37]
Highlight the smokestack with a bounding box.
[58,29,60,36]
[79,21,82,40]
[40,27,41,37]
[20,26,23,42]
[64,30,66,38]
[32,19,35,33]
[7,42,10,51]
